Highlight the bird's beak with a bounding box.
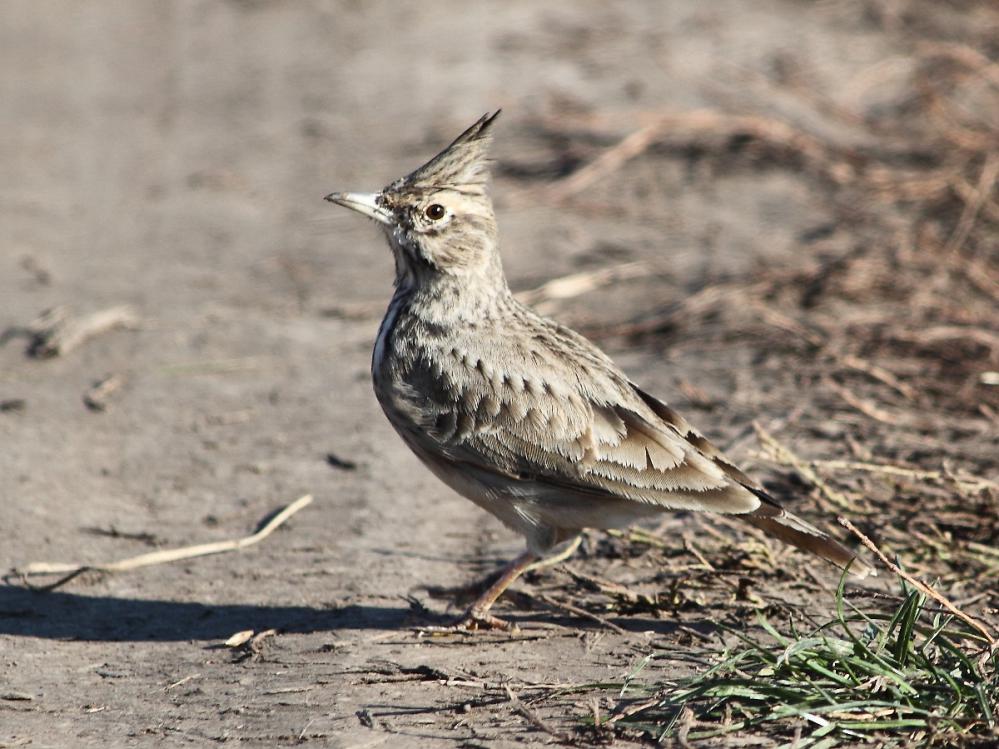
[324,191,393,226]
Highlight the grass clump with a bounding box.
[613,577,998,747]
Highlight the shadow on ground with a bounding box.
[0,585,412,641]
[0,584,701,642]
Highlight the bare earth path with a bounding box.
[3,2,997,747]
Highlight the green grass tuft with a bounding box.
[613,575,998,747]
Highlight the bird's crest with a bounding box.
[393,111,500,193]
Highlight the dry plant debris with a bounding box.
[479,5,999,745]
[1,305,140,358]
[82,373,125,412]
[7,494,314,591]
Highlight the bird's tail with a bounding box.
[742,492,873,579]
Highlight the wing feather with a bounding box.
[384,316,863,572]
[408,353,762,515]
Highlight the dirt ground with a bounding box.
[2,2,997,747]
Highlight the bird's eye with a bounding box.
[424,203,446,221]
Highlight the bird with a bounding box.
[325,111,868,631]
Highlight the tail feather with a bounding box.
[742,488,873,578]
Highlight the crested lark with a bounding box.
[326,112,868,631]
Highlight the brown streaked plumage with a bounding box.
[326,112,869,631]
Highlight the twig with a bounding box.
[26,305,139,358]
[839,517,998,648]
[891,325,999,356]
[10,494,313,591]
[504,685,567,740]
[917,41,999,89]
[811,459,997,495]
[681,534,717,572]
[165,674,201,691]
[747,299,826,347]
[825,377,900,425]
[83,373,125,412]
[559,565,660,607]
[547,121,665,201]
[250,628,278,647]
[945,154,999,257]
[588,280,758,340]
[952,176,999,224]
[956,257,999,305]
[753,423,859,512]
[607,694,664,724]
[225,630,256,647]
[531,593,628,636]
[677,705,696,749]
[836,354,916,400]
[514,261,651,313]
[298,718,316,742]
[544,109,860,201]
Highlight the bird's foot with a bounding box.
[454,609,518,632]
[416,607,518,635]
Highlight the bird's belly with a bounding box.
[394,428,537,533]
[391,421,664,545]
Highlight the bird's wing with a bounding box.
[629,385,870,574]
[399,340,763,515]
[394,332,867,575]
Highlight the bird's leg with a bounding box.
[424,535,584,601]
[522,534,582,574]
[452,549,539,631]
[421,535,584,633]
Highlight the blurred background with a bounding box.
[1,1,996,746]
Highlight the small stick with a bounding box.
[11,494,313,590]
[514,261,651,313]
[532,593,628,636]
[83,373,125,412]
[1,307,66,348]
[26,307,70,335]
[504,685,567,740]
[607,694,663,724]
[825,378,900,425]
[747,299,825,347]
[165,673,201,691]
[28,305,139,358]
[545,109,857,201]
[890,325,999,355]
[547,121,665,201]
[944,153,999,257]
[753,423,858,512]
[681,534,716,572]
[951,177,999,224]
[916,41,999,88]
[814,459,998,494]
[225,630,255,648]
[836,353,916,400]
[249,628,279,652]
[839,517,998,648]
[588,281,751,340]
[559,565,657,606]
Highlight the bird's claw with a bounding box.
[415,609,519,635]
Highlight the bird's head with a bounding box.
[326,112,502,287]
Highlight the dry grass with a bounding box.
[498,3,999,744]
